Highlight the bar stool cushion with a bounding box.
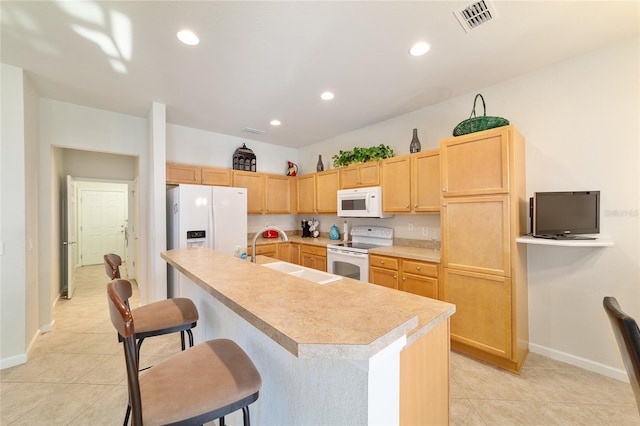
[139,338,262,425]
[132,298,198,335]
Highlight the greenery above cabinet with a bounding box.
[331,144,394,168]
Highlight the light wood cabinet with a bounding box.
[296,169,340,214]
[339,162,380,188]
[201,166,232,186]
[296,174,316,214]
[400,259,439,299]
[440,125,528,373]
[370,254,439,298]
[412,150,441,212]
[233,171,293,215]
[264,175,292,214]
[315,169,340,213]
[247,243,278,258]
[369,254,399,290]
[233,171,264,214]
[300,244,327,271]
[166,163,201,184]
[381,150,440,213]
[440,128,509,196]
[277,242,300,264]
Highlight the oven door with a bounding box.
[327,247,369,282]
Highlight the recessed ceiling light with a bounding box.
[409,42,430,56]
[177,30,199,46]
[320,91,335,101]
[270,120,281,126]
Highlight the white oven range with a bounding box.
[326,226,393,283]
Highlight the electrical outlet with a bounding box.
[408,222,414,232]
[422,227,429,237]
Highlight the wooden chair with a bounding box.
[603,296,640,414]
[107,279,261,425]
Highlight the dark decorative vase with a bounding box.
[409,128,421,153]
[316,155,324,172]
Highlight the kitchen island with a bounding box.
[162,248,455,425]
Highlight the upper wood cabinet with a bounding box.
[381,150,440,213]
[316,169,340,213]
[264,174,292,214]
[201,167,232,186]
[233,171,265,214]
[440,126,510,197]
[339,162,380,188]
[233,171,293,215]
[295,169,340,214]
[296,174,316,214]
[166,163,201,185]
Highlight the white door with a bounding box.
[80,189,126,265]
[63,176,78,298]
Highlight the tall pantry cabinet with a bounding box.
[440,125,529,373]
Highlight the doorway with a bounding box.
[78,184,128,265]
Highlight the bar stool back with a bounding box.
[107,279,261,426]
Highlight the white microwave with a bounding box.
[337,186,392,218]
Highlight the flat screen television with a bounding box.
[531,191,600,239]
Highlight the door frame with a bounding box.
[71,178,137,276]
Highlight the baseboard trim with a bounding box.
[0,353,27,370]
[529,342,628,382]
[41,319,55,334]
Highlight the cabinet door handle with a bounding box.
[442,188,447,192]
[406,204,410,209]
[416,266,421,270]
[394,275,397,279]
[414,204,418,208]
[380,260,384,264]
[402,277,406,281]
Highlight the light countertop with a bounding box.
[250,235,442,263]
[162,248,454,359]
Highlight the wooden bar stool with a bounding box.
[104,253,198,352]
[104,254,199,424]
[107,279,261,426]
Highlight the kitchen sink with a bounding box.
[263,261,342,285]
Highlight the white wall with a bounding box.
[301,37,640,377]
[167,124,299,175]
[23,71,40,354]
[0,64,28,367]
[39,99,148,327]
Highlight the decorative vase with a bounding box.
[316,155,324,172]
[409,128,421,153]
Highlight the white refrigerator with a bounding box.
[167,184,247,297]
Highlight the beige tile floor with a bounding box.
[1,264,638,425]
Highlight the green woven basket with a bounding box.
[452,94,509,136]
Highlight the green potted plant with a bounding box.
[332,144,395,168]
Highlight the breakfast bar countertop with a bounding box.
[161,248,454,359]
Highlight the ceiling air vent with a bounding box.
[243,127,266,135]
[454,0,498,33]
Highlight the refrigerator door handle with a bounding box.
[208,202,215,250]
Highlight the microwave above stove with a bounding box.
[337,186,392,218]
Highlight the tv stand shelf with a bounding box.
[516,236,614,247]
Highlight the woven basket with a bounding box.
[452,94,509,136]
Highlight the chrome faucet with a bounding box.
[251,226,288,263]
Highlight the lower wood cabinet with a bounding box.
[277,242,300,264]
[247,243,277,258]
[369,254,399,290]
[369,254,439,299]
[400,259,438,299]
[300,244,326,271]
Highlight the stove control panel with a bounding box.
[350,226,394,240]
